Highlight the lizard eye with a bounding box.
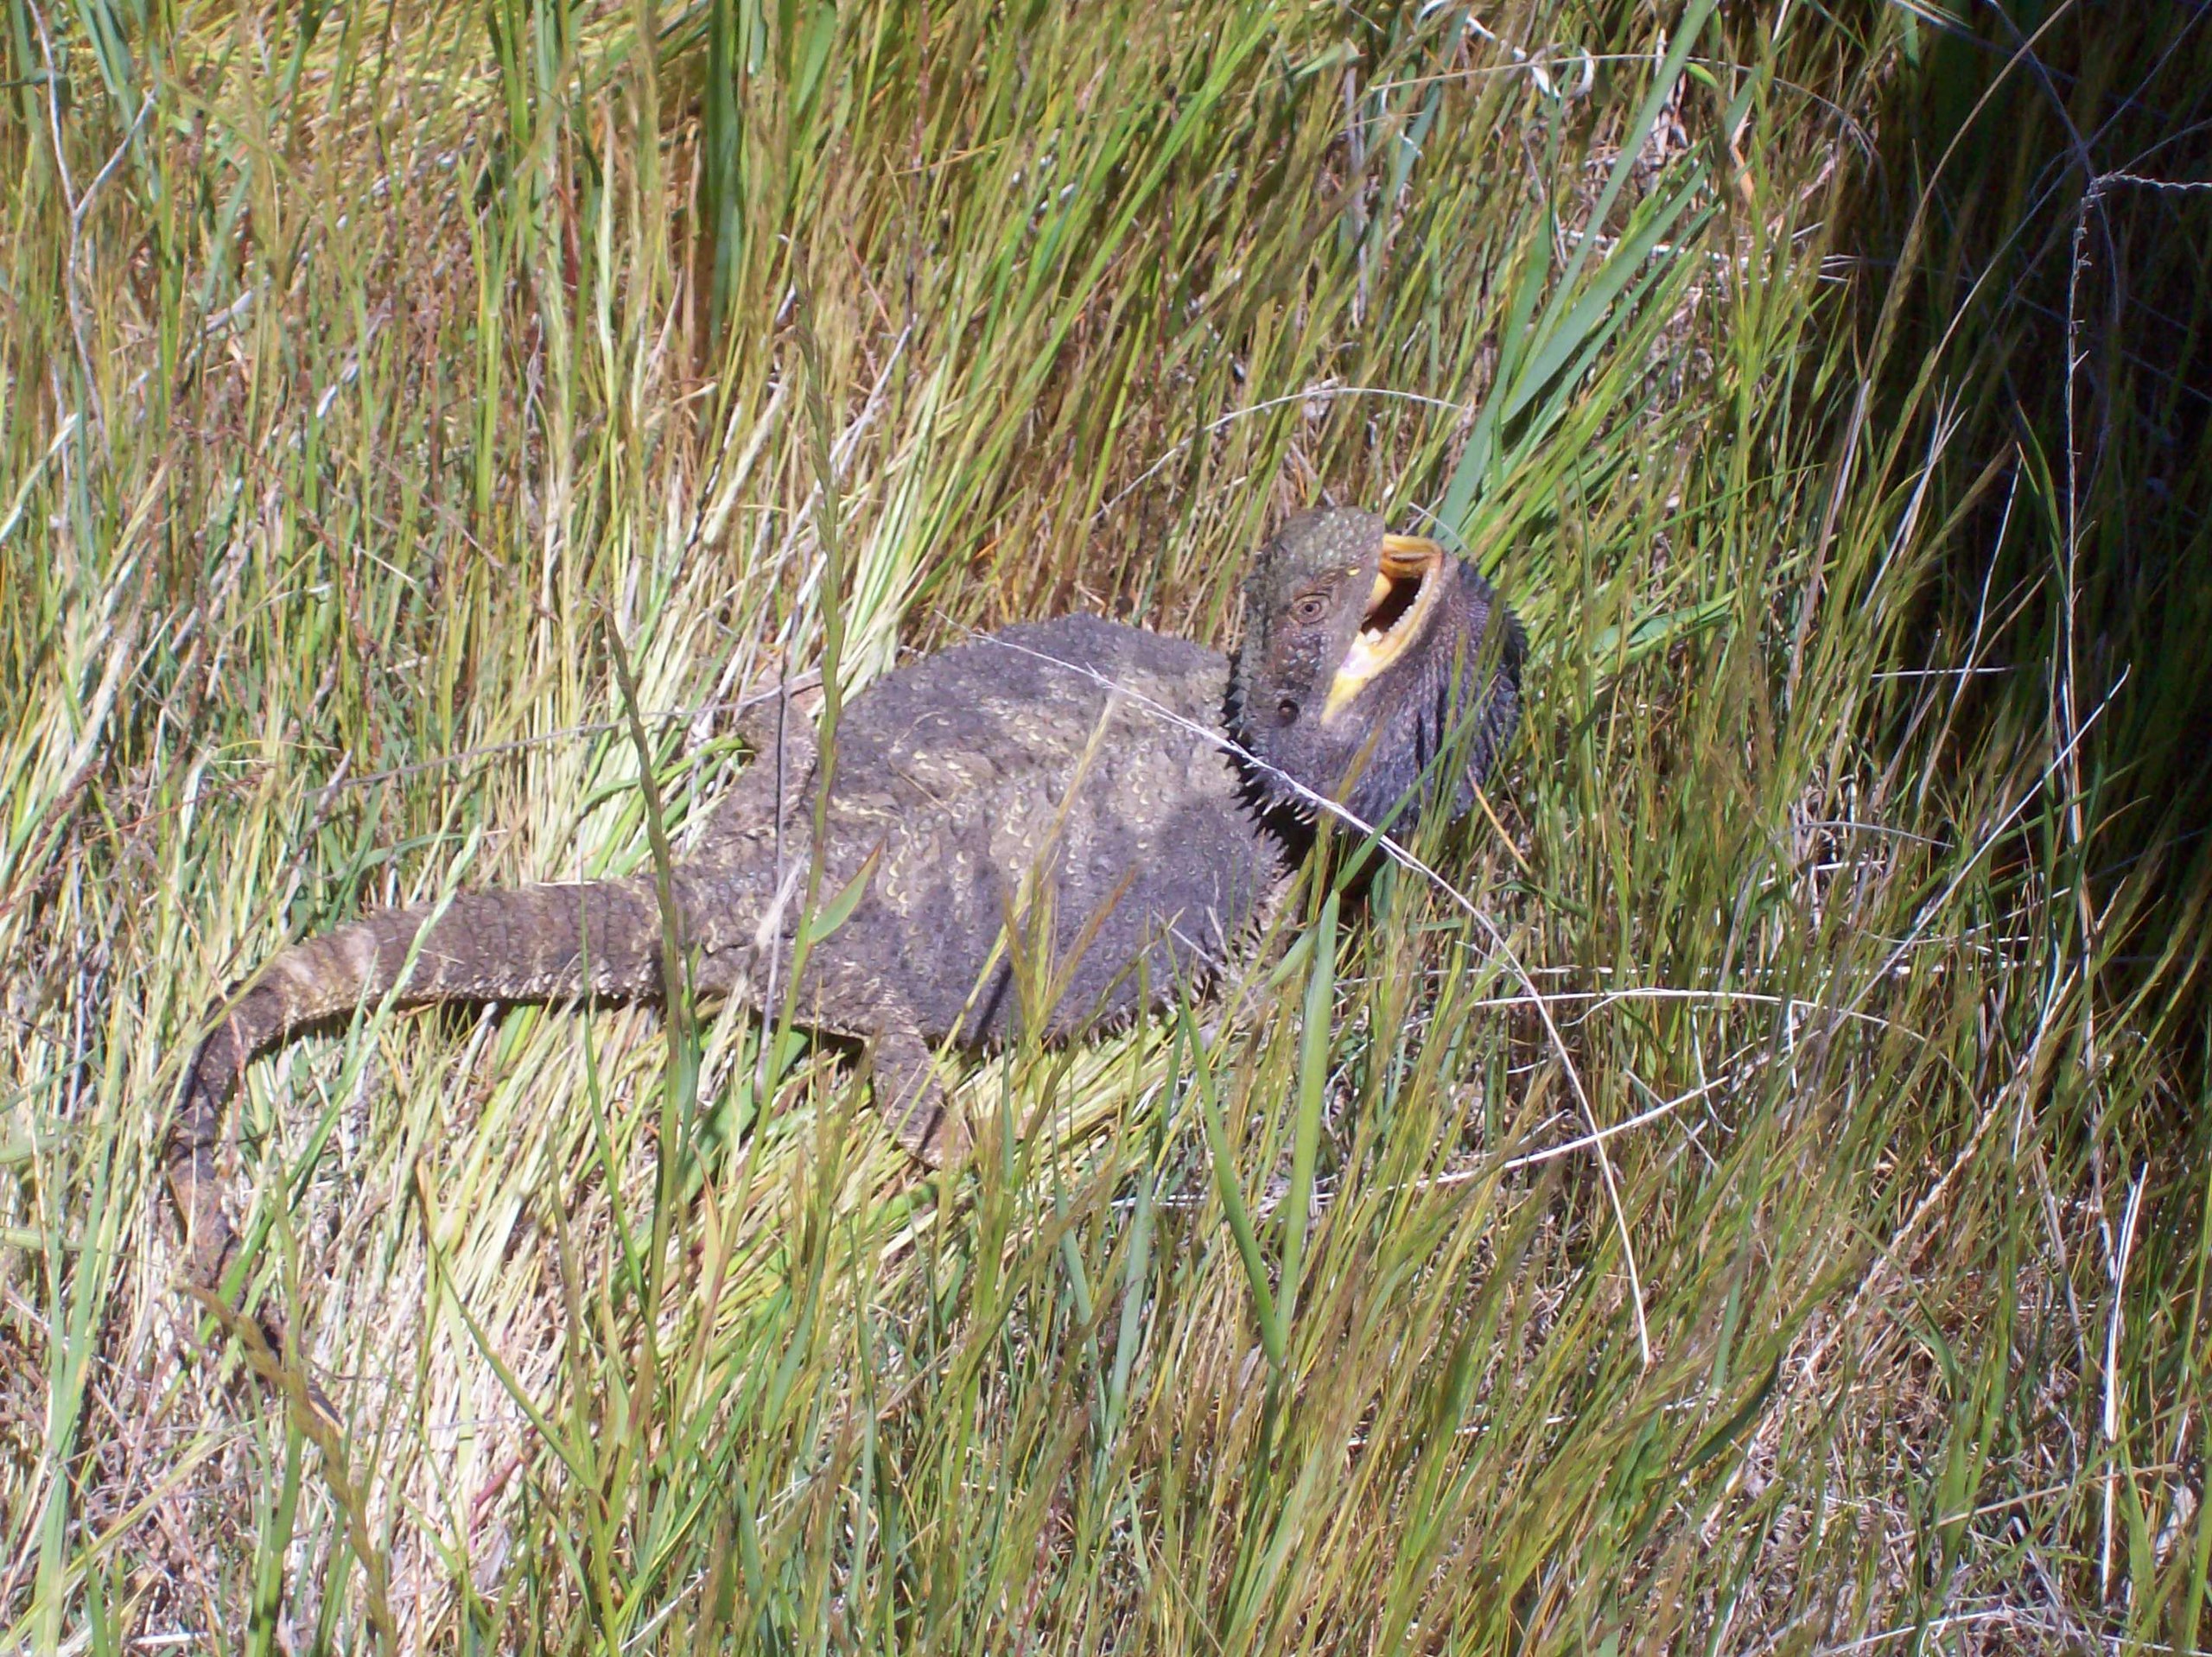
[1276,698,1300,726]
[1291,594,1329,623]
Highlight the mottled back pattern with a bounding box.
[783,617,1279,1047]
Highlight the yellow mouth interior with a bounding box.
[1321,533,1444,721]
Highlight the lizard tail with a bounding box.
[168,879,670,1297]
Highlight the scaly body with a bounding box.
[170,510,1523,1313]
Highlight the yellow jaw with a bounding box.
[1321,533,1445,722]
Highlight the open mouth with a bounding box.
[1322,533,1445,721]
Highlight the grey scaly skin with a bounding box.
[168,509,1523,1337]
[1233,510,1524,833]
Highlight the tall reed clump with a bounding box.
[3,0,2209,1648]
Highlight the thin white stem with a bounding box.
[2101,1164,2147,1603]
[1094,387,1471,522]
[974,628,1656,1367]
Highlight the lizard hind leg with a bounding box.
[701,676,826,856]
[733,675,824,770]
[868,1025,973,1168]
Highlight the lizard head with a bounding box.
[1230,507,1524,836]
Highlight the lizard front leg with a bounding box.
[868,1022,972,1168]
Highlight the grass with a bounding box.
[3,0,2210,1648]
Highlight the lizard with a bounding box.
[167,507,1524,1319]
